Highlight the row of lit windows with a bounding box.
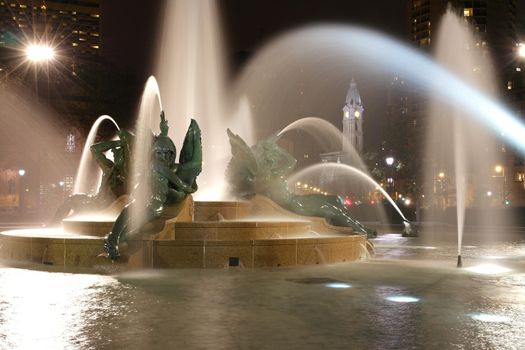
[1,3,99,17]
[71,42,98,49]
[71,30,98,36]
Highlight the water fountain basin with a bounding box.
[0,196,369,271]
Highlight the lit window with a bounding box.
[19,4,26,8]
[79,37,86,41]
[91,13,100,18]
[91,33,99,37]
[65,133,76,152]
[515,172,524,182]
[508,81,513,90]
[517,67,522,72]
[72,42,78,47]
[464,8,473,17]
[91,45,99,49]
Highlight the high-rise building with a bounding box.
[0,0,100,74]
[0,0,102,119]
[0,1,101,210]
[408,0,518,90]
[398,0,524,206]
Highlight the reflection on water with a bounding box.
[0,270,121,349]
[0,229,524,349]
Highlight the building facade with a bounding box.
[342,78,364,155]
[0,0,100,214]
[0,0,100,64]
[395,0,524,207]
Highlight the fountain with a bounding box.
[2,3,525,348]
[424,9,502,267]
[0,2,522,274]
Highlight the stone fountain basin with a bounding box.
[0,197,370,270]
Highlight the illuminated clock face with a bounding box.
[354,111,361,118]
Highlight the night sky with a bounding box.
[101,0,408,82]
[99,0,525,150]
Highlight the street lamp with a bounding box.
[25,44,55,63]
[385,156,395,197]
[18,169,26,213]
[518,43,525,58]
[493,164,506,204]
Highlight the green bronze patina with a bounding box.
[104,112,202,260]
[50,128,134,225]
[226,129,376,238]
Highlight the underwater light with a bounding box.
[470,313,510,323]
[483,256,505,260]
[325,282,352,289]
[465,263,511,274]
[386,296,420,303]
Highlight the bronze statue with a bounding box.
[226,129,376,237]
[50,129,134,225]
[104,112,202,260]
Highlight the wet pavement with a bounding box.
[0,228,524,349]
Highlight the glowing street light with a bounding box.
[18,169,26,177]
[385,156,394,166]
[518,43,525,58]
[25,44,55,63]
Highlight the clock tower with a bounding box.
[342,78,364,154]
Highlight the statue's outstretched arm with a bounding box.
[91,140,120,173]
[153,161,194,194]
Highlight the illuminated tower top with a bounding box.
[342,78,364,154]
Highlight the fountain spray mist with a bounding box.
[130,76,163,228]
[73,115,119,195]
[278,117,367,170]
[289,163,406,223]
[236,25,525,154]
[156,0,233,199]
[426,10,499,267]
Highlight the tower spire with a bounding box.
[342,78,364,154]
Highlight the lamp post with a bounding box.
[518,43,525,59]
[385,156,395,197]
[24,43,55,101]
[435,171,446,209]
[18,168,25,213]
[494,165,506,205]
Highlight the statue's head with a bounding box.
[153,135,176,166]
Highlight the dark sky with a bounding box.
[101,0,408,81]
[99,0,525,150]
